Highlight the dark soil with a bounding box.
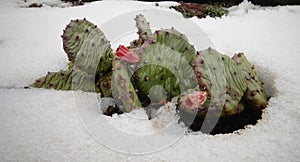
[29,3,43,8]
[178,103,263,135]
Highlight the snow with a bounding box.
[0,0,300,161]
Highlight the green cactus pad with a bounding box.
[31,68,99,92]
[153,28,196,65]
[131,44,198,105]
[133,15,196,66]
[135,14,153,41]
[193,48,247,117]
[112,59,142,112]
[62,19,114,75]
[129,15,198,105]
[31,18,115,93]
[232,53,268,110]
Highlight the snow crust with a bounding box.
[0,0,300,161]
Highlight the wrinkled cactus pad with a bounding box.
[232,53,268,110]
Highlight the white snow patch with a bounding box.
[0,0,72,8]
[0,0,300,161]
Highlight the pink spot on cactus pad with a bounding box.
[183,91,207,110]
[116,45,140,63]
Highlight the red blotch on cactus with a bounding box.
[183,91,207,111]
[116,45,140,63]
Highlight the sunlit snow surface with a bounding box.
[0,0,300,161]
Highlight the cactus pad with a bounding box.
[62,19,114,75]
[31,67,99,92]
[232,53,268,110]
[112,59,142,112]
[131,44,198,106]
[135,14,153,41]
[189,48,247,117]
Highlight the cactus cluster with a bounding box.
[177,48,267,118]
[29,14,268,122]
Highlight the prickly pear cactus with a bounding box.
[179,48,247,117]
[31,66,99,92]
[133,14,196,65]
[232,53,268,110]
[153,29,196,65]
[62,18,114,75]
[131,44,197,105]
[135,14,153,41]
[128,15,198,106]
[112,59,142,112]
[29,14,268,121]
[31,19,114,96]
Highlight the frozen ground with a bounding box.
[0,0,300,161]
